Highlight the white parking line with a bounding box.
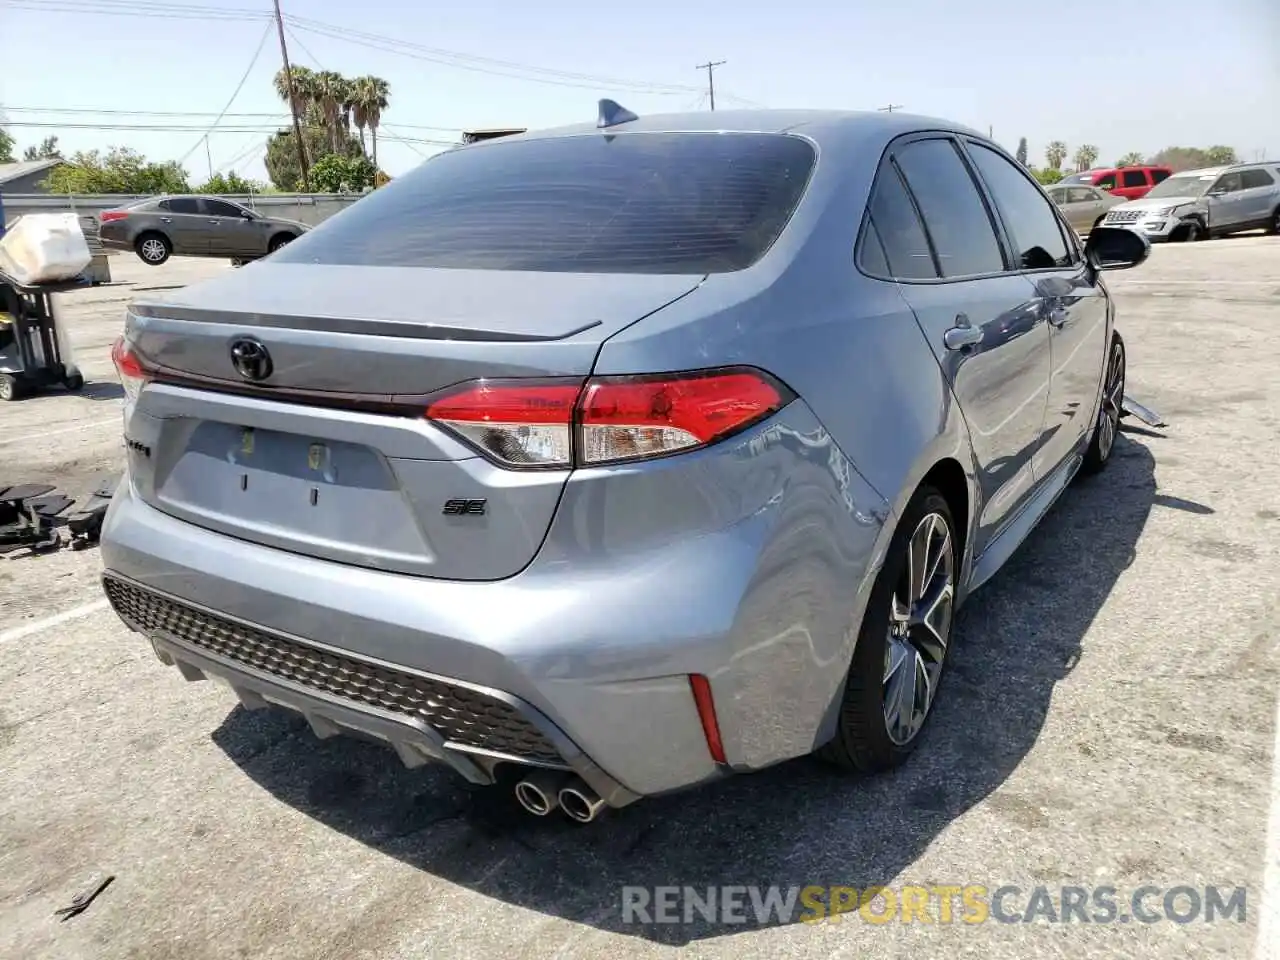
[1258,693,1280,959]
[0,598,110,645]
[0,416,120,447]
[1115,280,1279,286]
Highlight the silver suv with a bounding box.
[1102,162,1280,242]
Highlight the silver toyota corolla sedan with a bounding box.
[101,104,1149,823]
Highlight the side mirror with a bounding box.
[241,210,256,220]
[1085,226,1150,271]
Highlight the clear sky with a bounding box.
[2,0,1278,185]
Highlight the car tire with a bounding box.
[268,233,295,254]
[63,372,85,392]
[0,373,24,401]
[135,232,172,266]
[1081,333,1126,475]
[818,485,958,773]
[1268,206,1280,236]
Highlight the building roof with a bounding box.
[0,158,65,186]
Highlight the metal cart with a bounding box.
[0,270,88,401]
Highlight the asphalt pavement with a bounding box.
[1,243,1277,959]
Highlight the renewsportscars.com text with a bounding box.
[620,884,1247,926]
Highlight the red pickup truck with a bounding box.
[1061,165,1174,201]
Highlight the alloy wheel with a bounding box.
[883,511,956,745]
[1096,340,1125,462]
[141,239,166,262]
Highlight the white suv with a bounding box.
[1101,162,1280,242]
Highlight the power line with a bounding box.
[11,0,701,95]
[4,106,464,133]
[695,60,726,111]
[175,21,273,168]
[283,15,700,94]
[877,104,904,113]
[6,0,269,22]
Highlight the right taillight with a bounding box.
[111,336,150,400]
[423,367,791,470]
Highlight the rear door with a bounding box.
[964,140,1110,480]
[1116,168,1150,200]
[874,135,1051,555]
[159,197,208,254]
[1237,168,1277,226]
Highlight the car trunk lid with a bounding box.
[123,263,703,579]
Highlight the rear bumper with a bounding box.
[100,401,891,800]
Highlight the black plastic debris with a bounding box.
[54,875,114,921]
[0,472,121,556]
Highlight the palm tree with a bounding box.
[1045,141,1068,171]
[351,75,390,172]
[1116,151,1145,167]
[313,71,348,153]
[273,66,315,121]
[1072,143,1099,173]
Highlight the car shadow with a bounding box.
[212,433,1189,945]
[75,381,125,402]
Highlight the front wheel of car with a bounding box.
[1268,206,1280,235]
[819,486,957,773]
[268,233,295,254]
[135,233,171,266]
[1081,334,1126,475]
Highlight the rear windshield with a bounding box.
[274,132,817,274]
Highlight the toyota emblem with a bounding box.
[229,337,273,382]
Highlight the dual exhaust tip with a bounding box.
[514,771,606,823]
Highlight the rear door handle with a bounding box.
[943,315,983,351]
[207,220,220,225]
[160,217,172,223]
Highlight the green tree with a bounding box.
[310,153,376,193]
[195,171,265,194]
[351,75,390,172]
[42,147,188,194]
[1045,141,1068,171]
[1116,151,1145,167]
[313,70,349,153]
[265,125,363,191]
[1032,167,1064,186]
[1149,145,1240,172]
[22,136,63,161]
[1015,137,1028,166]
[0,127,15,164]
[1072,143,1099,172]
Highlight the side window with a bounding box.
[204,199,245,218]
[1151,170,1171,184]
[855,219,892,277]
[157,199,171,212]
[1067,187,1095,203]
[168,197,200,214]
[967,142,1074,270]
[1095,173,1117,189]
[1047,188,1066,203]
[1213,172,1243,194]
[1241,169,1275,189]
[863,162,937,280]
[893,138,1004,278]
[1122,170,1148,187]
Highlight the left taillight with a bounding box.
[111,336,149,401]
[423,366,792,470]
[99,211,129,223]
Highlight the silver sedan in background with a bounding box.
[1046,183,1126,235]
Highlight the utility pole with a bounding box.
[696,60,726,111]
[272,0,310,191]
[204,136,213,182]
[877,103,904,114]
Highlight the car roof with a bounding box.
[457,108,985,150]
[1168,166,1228,178]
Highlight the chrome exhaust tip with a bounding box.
[558,778,607,823]
[514,770,566,816]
